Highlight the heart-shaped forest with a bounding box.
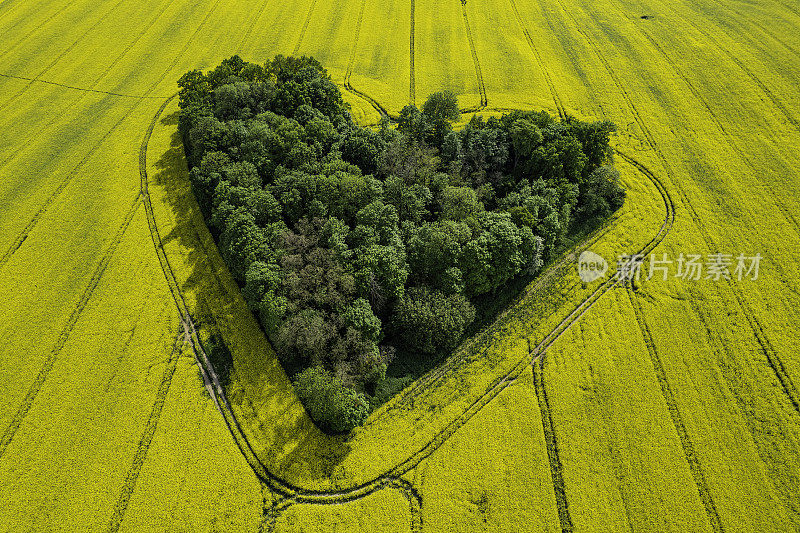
[178,55,624,433]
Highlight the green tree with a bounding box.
[406,220,470,294]
[440,186,483,221]
[578,165,625,220]
[343,298,382,343]
[218,209,267,283]
[293,367,370,433]
[421,90,460,146]
[392,287,475,355]
[397,104,432,142]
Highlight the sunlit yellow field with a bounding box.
[1,0,799,530]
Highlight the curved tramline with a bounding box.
[139,81,675,524]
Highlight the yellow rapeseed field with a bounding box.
[0,0,798,530]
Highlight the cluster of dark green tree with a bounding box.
[178,55,624,433]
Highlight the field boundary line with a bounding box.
[0,72,169,99]
[0,193,142,461]
[0,0,131,114]
[105,328,184,533]
[0,0,182,174]
[0,0,223,267]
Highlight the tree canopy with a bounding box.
[178,55,625,433]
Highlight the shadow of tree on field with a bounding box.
[149,109,352,487]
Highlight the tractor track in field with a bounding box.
[618,15,800,418]
[410,0,416,105]
[680,283,800,520]
[533,357,573,532]
[105,329,185,533]
[236,0,271,52]
[549,1,732,525]
[292,0,317,57]
[0,0,182,172]
[459,2,487,111]
[699,0,800,59]
[488,0,723,523]
[364,212,620,428]
[626,285,725,532]
[507,0,565,118]
[558,0,800,417]
[576,0,800,420]
[341,0,395,121]
[0,193,142,462]
[671,4,800,135]
[0,0,81,62]
[553,1,800,526]
[628,21,800,235]
[140,89,674,531]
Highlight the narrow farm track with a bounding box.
[138,90,675,520]
[342,0,393,121]
[0,193,142,461]
[626,286,724,532]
